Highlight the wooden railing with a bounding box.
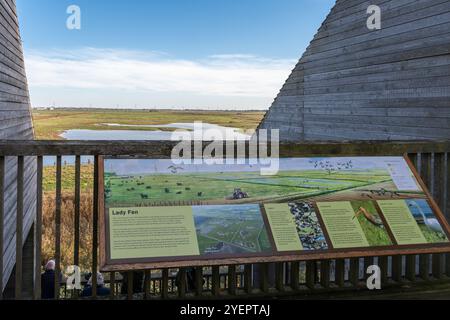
[1,140,450,299]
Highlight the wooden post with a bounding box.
[349,258,359,287]
[74,156,81,267]
[244,264,252,294]
[259,263,269,293]
[320,260,330,289]
[305,261,315,289]
[144,270,151,300]
[15,156,24,299]
[290,261,300,291]
[34,156,43,300]
[275,262,285,292]
[177,268,186,298]
[419,254,430,281]
[161,269,169,299]
[432,254,443,280]
[227,265,237,296]
[195,267,203,296]
[405,255,416,282]
[211,266,220,296]
[92,155,100,298]
[379,256,388,285]
[334,259,345,287]
[127,271,133,300]
[54,156,62,300]
[391,256,402,283]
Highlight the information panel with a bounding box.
[99,156,450,270]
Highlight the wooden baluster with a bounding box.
[335,259,345,287]
[305,261,315,289]
[405,255,416,282]
[177,268,186,298]
[391,256,402,283]
[379,256,388,285]
[320,260,330,289]
[363,257,374,282]
[349,258,359,287]
[195,267,203,296]
[211,266,220,296]
[244,264,252,294]
[290,261,300,291]
[259,263,269,293]
[54,156,62,300]
[227,265,237,296]
[432,254,443,280]
[34,156,43,300]
[161,269,169,299]
[74,156,81,269]
[126,271,134,300]
[91,155,100,298]
[144,270,151,300]
[275,262,285,292]
[419,255,430,281]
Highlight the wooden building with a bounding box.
[0,0,36,294]
[258,0,450,141]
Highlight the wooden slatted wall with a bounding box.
[0,0,36,293]
[258,0,450,141]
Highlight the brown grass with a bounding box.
[42,192,93,271]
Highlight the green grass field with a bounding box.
[105,169,391,206]
[32,108,265,139]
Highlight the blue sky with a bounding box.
[17,0,335,110]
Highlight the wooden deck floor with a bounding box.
[282,280,450,300]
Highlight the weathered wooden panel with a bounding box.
[0,0,35,293]
[258,0,450,142]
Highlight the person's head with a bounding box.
[45,259,55,271]
[88,272,105,287]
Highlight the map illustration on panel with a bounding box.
[192,204,272,255]
[104,157,424,207]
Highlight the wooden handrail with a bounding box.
[0,140,450,156]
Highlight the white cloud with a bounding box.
[24,48,295,109]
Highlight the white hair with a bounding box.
[45,259,55,271]
[88,272,104,286]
